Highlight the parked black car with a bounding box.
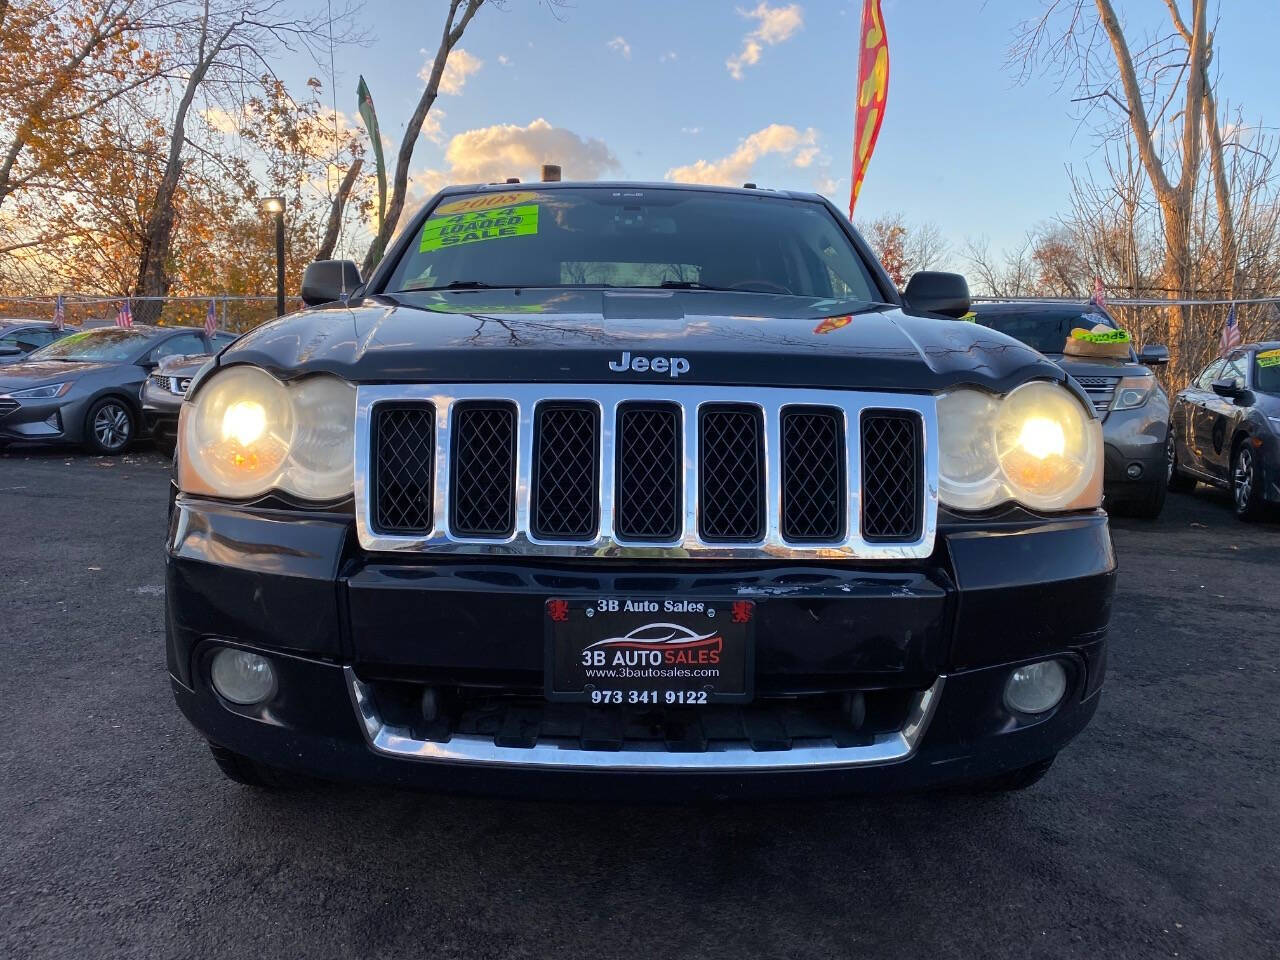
[167,181,1115,799]
[1169,342,1280,520]
[0,319,73,365]
[0,325,234,454]
[967,301,1171,518]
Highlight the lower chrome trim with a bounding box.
[345,667,944,772]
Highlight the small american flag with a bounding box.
[52,294,65,331]
[116,299,133,328]
[205,298,217,338]
[1220,303,1243,356]
[1090,277,1106,309]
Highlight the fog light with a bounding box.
[210,648,276,704]
[1126,462,1143,479]
[1003,660,1067,715]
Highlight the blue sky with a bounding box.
[284,0,1280,257]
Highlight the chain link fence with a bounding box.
[0,296,302,335]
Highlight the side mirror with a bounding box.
[902,271,971,319]
[1137,344,1170,366]
[1210,377,1251,404]
[0,345,21,357]
[301,259,362,307]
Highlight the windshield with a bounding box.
[974,309,1116,355]
[28,327,151,362]
[385,187,881,302]
[1256,348,1280,394]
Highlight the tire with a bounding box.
[1118,478,1167,519]
[969,756,1056,793]
[207,742,303,789]
[1167,425,1198,493]
[83,396,135,455]
[1232,442,1267,522]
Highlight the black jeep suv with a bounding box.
[166,182,1115,798]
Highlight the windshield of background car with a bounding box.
[385,187,881,302]
[27,328,151,362]
[973,309,1116,355]
[1256,348,1280,394]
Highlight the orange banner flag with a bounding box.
[850,0,889,218]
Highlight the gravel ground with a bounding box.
[1,444,1277,960]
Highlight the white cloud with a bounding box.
[418,48,483,95]
[421,108,446,144]
[497,54,511,66]
[666,124,819,186]
[681,126,702,135]
[660,50,678,63]
[607,35,631,59]
[441,118,619,184]
[727,3,803,79]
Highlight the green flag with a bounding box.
[357,75,387,260]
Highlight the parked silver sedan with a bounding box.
[142,353,218,454]
[0,325,235,454]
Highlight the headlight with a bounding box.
[938,381,1102,512]
[1110,375,1154,411]
[3,382,72,399]
[178,366,355,501]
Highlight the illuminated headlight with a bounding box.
[1111,375,1154,411]
[177,365,355,501]
[4,382,72,400]
[938,381,1102,512]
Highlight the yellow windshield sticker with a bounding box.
[1071,327,1131,344]
[1257,348,1280,368]
[957,311,977,322]
[420,203,539,253]
[434,192,542,215]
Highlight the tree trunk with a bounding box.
[361,0,483,276]
[315,157,363,262]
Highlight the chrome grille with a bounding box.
[1074,376,1120,415]
[450,402,517,537]
[861,411,923,542]
[615,404,681,540]
[697,405,764,542]
[532,404,598,540]
[356,384,938,561]
[372,404,435,534]
[780,408,845,541]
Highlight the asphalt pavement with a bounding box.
[1,444,1277,960]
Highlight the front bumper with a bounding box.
[141,381,182,441]
[0,395,81,443]
[1101,405,1169,502]
[166,500,1115,798]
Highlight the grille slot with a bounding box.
[372,403,435,534]
[781,407,845,541]
[860,410,923,542]
[698,405,764,542]
[615,403,681,540]
[532,403,599,540]
[450,402,517,537]
[1074,376,1120,415]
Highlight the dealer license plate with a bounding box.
[545,597,754,706]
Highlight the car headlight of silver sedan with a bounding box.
[177,365,356,501]
[937,380,1102,512]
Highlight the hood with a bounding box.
[215,289,1064,395]
[0,359,108,391]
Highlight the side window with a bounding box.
[151,333,206,360]
[15,328,55,351]
[1195,359,1226,389]
[212,332,238,351]
[1221,353,1248,386]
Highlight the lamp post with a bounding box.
[263,196,286,317]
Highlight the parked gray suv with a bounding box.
[968,301,1171,518]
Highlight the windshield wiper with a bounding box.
[403,280,518,292]
[655,281,740,292]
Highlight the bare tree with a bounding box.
[963,235,1038,298]
[316,157,363,261]
[361,0,485,275]
[857,213,948,286]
